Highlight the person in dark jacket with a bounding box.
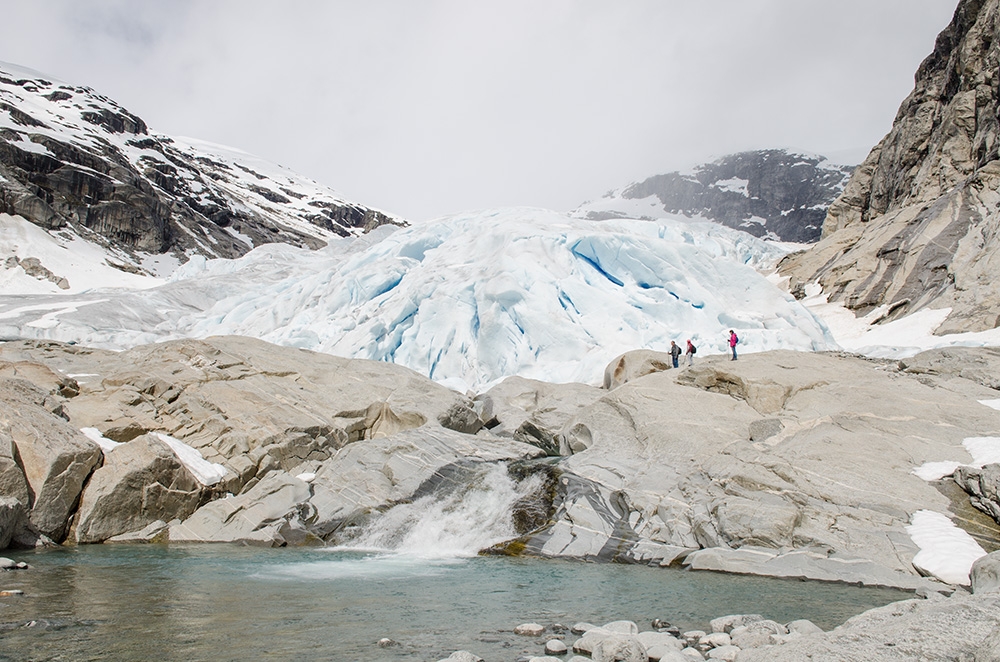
[670,340,681,368]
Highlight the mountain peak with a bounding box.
[780,0,1000,334]
[0,61,404,276]
[573,149,853,243]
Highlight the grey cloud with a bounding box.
[0,0,958,220]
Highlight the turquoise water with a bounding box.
[0,544,912,661]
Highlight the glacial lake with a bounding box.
[0,544,913,661]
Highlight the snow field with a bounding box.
[79,427,226,487]
[906,510,986,586]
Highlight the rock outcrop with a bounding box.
[0,337,542,548]
[574,150,853,243]
[736,589,1000,661]
[498,348,1000,589]
[476,376,603,456]
[2,336,1000,593]
[0,62,403,271]
[780,0,1000,333]
[0,376,101,542]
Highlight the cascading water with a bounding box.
[342,462,544,557]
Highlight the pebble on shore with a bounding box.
[438,614,826,662]
[0,558,29,571]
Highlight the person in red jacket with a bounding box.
[686,339,696,366]
[728,330,738,361]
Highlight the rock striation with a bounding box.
[573,150,853,243]
[494,348,1000,590]
[780,0,1000,333]
[0,62,402,273]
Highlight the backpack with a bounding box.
[733,334,739,344]
[691,345,697,354]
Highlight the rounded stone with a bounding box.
[515,623,547,637]
[544,639,568,654]
[971,550,1000,594]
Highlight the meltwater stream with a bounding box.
[342,463,545,557]
[0,464,912,661]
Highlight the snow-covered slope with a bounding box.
[575,150,853,243]
[0,61,402,279]
[0,207,836,390]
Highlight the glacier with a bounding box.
[0,207,835,390]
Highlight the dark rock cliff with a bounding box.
[575,150,853,243]
[0,63,403,269]
[780,0,1000,333]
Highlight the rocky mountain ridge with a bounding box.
[780,0,1000,333]
[573,150,853,243]
[0,62,402,274]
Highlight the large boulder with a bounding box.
[74,434,204,543]
[954,464,1000,524]
[0,377,101,541]
[603,349,675,389]
[0,496,28,549]
[972,550,1000,594]
[591,635,647,662]
[0,430,30,507]
[736,591,1000,661]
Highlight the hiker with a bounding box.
[728,329,738,361]
[670,340,681,368]
[686,339,696,365]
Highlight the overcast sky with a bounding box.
[1,1,958,221]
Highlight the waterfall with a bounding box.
[342,462,544,558]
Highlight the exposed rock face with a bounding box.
[574,150,852,243]
[2,335,999,590]
[74,434,203,544]
[476,376,603,456]
[0,337,542,548]
[0,376,101,542]
[736,591,1000,662]
[508,348,1000,588]
[0,497,27,549]
[956,464,1000,523]
[169,472,314,546]
[0,62,403,270]
[899,346,1000,390]
[780,0,1000,333]
[1,337,485,495]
